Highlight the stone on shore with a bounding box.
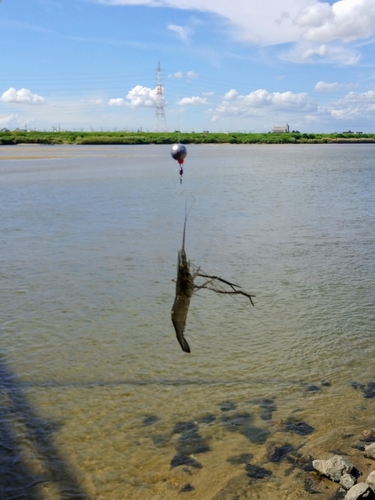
[367,471,375,492]
[344,482,373,500]
[365,443,375,460]
[312,455,355,482]
[340,473,357,490]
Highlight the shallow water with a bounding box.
[1,143,375,499]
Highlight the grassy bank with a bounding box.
[1,130,375,146]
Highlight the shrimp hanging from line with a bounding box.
[171,209,255,354]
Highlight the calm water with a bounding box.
[1,143,375,499]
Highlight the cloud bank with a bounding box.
[93,0,375,47]
[1,88,45,104]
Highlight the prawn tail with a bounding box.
[179,335,191,354]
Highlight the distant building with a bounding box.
[272,124,290,133]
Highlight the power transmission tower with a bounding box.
[155,62,167,132]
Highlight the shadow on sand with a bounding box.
[0,354,90,500]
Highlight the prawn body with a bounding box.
[171,220,194,353]
[171,205,256,354]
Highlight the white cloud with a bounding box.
[92,0,375,47]
[224,89,238,100]
[301,44,328,60]
[108,85,157,108]
[315,80,357,91]
[295,0,375,43]
[212,88,314,118]
[108,97,126,106]
[280,41,361,65]
[173,71,183,78]
[186,71,198,79]
[177,96,207,105]
[168,24,190,42]
[329,90,375,119]
[126,85,157,107]
[89,98,105,105]
[1,87,45,104]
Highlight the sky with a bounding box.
[0,0,375,133]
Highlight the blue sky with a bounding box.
[1,0,375,133]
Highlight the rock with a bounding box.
[344,483,373,500]
[180,483,194,492]
[151,434,171,447]
[321,380,331,387]
[176,429,210,455]
[221,412,253,431]
[285,420,314,436]
[365,443,375,460]
[170,453,202,469]
[219,401,237,412]
[196,414,216,424]
[362,429,375,442]
[172,421,198,435]
[363,382,375,399]
[258,398,277,421]
[306,384,321,392]
[340,474,357,490]
[142,414,159,426]
[245,463,272,479]
[266,442,294,463]
[227,453,253,465]
[240,425,270,445]
[312,455,355,482]
[367,471,375,492]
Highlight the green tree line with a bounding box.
[1,130,375,145]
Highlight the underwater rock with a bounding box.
[176,429,210,455]
[221,412,253,431]
[241,425,270,445]
[305,384,321,392]
[226,453,253,465]
[351,382,365,391]
[219,401,237,412]
[142,415,160,426]
[303,477,323,494]
[363,382,375,399]
[321,380,331,387]
[351,381,375,399]
[221,412,269,444]
[285,420,314,436]
[266,442,294,463]
[151,434,171,447]
[312,455,355,482]
[258,399,277,421]
[172,421,198,435]
[170,453,202,469]
[180,483,194,492]
[196,414,216,425]
[245,463,272,480]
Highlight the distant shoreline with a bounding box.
[1,130,375,146]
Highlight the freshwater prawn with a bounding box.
[171,208,256,354]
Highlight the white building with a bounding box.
[272,124,290,133]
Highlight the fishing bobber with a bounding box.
[171,143,187,165]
